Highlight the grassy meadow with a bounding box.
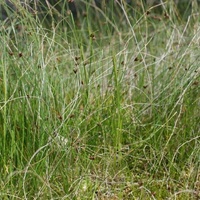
[0,1,199,199]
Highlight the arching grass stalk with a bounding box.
[1,43,8,171]
[112,54,122,159]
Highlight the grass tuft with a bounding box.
[0,1,199,199]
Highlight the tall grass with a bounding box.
[0,1,199,199]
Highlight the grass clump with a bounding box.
[0,1,199,199]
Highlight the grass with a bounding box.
[0,1,199,199]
